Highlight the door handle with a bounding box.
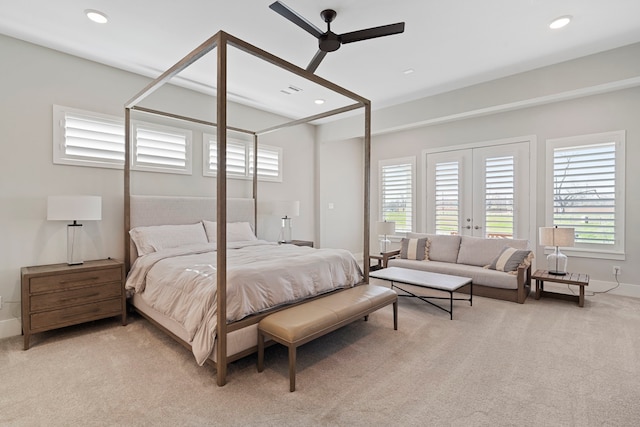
[474,225,482,230]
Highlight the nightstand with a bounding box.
[289,240,314,247]
[21,259,126,350]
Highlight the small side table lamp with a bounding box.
[377,220,396,253]
[539,226,575,275]
[47,195,102,265]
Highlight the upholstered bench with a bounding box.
[257,284,398,391]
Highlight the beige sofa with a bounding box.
[386,233,533,303]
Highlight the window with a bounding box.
[53,105,124,169]
[546,131,625,258]
[131,121,192,174]
[53,105,192,175]
[379,157,415,234]
[203,133,282,182]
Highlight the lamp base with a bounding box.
[67,222,84,265]
[547,270,567,276]
[546,247,568,276]
[279,216,292,244]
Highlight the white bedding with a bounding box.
[125,240,363,365]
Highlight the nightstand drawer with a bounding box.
[29,267,121,294]
[30,298,122,331]
[30,281,122,312]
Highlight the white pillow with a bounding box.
[130,223,208,256]
[203,220,257,243]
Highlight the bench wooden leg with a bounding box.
[257,331,264,372]
[393,300,398,330]
[289,345,297,392]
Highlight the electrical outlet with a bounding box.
[613,266,621,275]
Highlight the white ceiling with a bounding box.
[2,0,640,120]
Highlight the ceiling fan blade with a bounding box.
[306,50,328,73]
[269,1,323,39]
[340,22,405,44]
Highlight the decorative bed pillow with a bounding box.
[130,223,208,256]
[400,238,429,261]
[487,246,532,272]
[203,220,257,243]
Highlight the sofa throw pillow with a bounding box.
[400,238,428,261]
[487,246,531,272]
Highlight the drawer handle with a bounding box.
[59,277,100,285]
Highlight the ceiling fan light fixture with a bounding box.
[549,15,571,30]
[85,9,109,24]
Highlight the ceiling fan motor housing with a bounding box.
[319,32,341,52]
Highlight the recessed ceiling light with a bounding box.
[85,9,109,24]
[403,68,415,75]
[314,99,325,105]
[549,15,571,30]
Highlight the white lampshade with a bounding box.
[268,200,300,218]
[377,221,396,235]
[47,196,102,265]
[47,196,102,221]
[539,226,575,247]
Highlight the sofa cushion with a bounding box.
[408,233,460,263]
[400,238,428,261]
[457,236,529,267]
[487,247,532,272]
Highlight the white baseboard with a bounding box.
[542,278,639,299]
[588,279,639,299]
[0,317,22,340]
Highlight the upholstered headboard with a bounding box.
[128,195,255,265]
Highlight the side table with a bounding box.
[369,250,400,271]
[532,269,590,307]
[289,240,314,247]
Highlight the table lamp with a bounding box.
[539,226,575,275]
[47,195,102,265]
[377,220,396,253]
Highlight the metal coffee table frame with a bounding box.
[370,267,472,320]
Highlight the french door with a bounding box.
[426,141,530,239]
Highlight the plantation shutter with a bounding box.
[134,125,188,169]
[208,139,247,175]
[380,161,413,233]
[434,161,460,235]
[249,145,281,180]
[61,110,124,164]
[484,155,514,238]
[553,142,616,245]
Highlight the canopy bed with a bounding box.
[124,31,372,387]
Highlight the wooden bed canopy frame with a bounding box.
[124,31,372,386]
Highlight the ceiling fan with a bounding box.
[269,1,405,73]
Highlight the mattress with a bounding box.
[126,240,363,365]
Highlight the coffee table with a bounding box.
[369,267,472,319]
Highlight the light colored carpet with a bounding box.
[1,284,639,426]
